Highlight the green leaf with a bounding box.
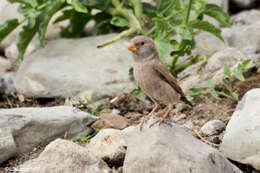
[234,71,245,81]
[142,2,157,18]
[8,0,38,8]
[187,87,206,101]
[92,12,112,35]
[176,25,193,41]
[132,87,146,101]
[110,16,129,27]
[154,0,172,12]
[17,23,38,60]
[38,0,66,46]
[232,92,238,100]
[0,19,20,43]
[53,9,73,24]
[223,64,231,78]
[201,4,231,27]
[154,37,171,62]
[71,0,88,13]
[188,19,223,41]
[61,10,91,38]
[81,0,111,10]
[18,5,37,29]
[207,80,215,89]
[210,90,219,99]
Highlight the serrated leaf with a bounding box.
[38,0,66,46]
[202,4,231,27]
[223,64,231,77]
[110,16,129,27]
[71,0,88,13]
[8,0,38,8]
[188,19,223,41]
[154,37,171,62]
[234,71,245,81]
[0,19,20,43]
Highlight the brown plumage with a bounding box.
[128,35,192,128]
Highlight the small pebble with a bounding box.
[201,120,226,136]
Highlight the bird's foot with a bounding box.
[149,118,172,128]
[139,118,146,131]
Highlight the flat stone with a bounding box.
[15,34,136,101]
[0,106,98,164]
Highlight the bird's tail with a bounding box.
[181,94,193,107]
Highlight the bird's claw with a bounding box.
[149,118,172,128]
[139,118,147,131]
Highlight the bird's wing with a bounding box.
[152,59,192,106]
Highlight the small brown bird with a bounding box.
[128,36,192,128]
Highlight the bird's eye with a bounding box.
[140,41,145,45]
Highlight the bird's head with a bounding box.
[128,36,157,62]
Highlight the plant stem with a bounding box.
[130,0,142,22]
[171,56,204,75]
[171,55,179,67]
[97,6,142,48]
[185,0,193,24]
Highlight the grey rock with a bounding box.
[123,118,242,173]
[230,0,257,8]
[15,34,136,101]
[231,10,260,26]
[0,106,98,164]
[0,128,16,164]
[193,21,260,58]
[18,139,112,173]
[242,46,260,65]
[0,56,11,73]
[220,88,260,170]
[179,48,247,93]
[87,128,127,166]
[223,21,260,49]
[0,72,16,95]
[201,120,226,135]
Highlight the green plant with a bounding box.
[187,59,257,101]
[0,0,229,73]
[75,93,100,115]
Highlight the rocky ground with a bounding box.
[1,0,260,173]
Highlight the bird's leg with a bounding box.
[139,105,158,130]
[149,106,172,128]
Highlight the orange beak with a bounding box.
[128,44,137,52]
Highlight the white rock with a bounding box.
[123,118,242,173]
[220,88,260,170]
[179,48,247,93]
[0,128,16,164]
[201,120,226,135]
[231,10,260,26]
[0,106,98,164]
[0,56,11,73]
[15,34,136,100]
[18,139,112,173]
[87,128,127,166]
